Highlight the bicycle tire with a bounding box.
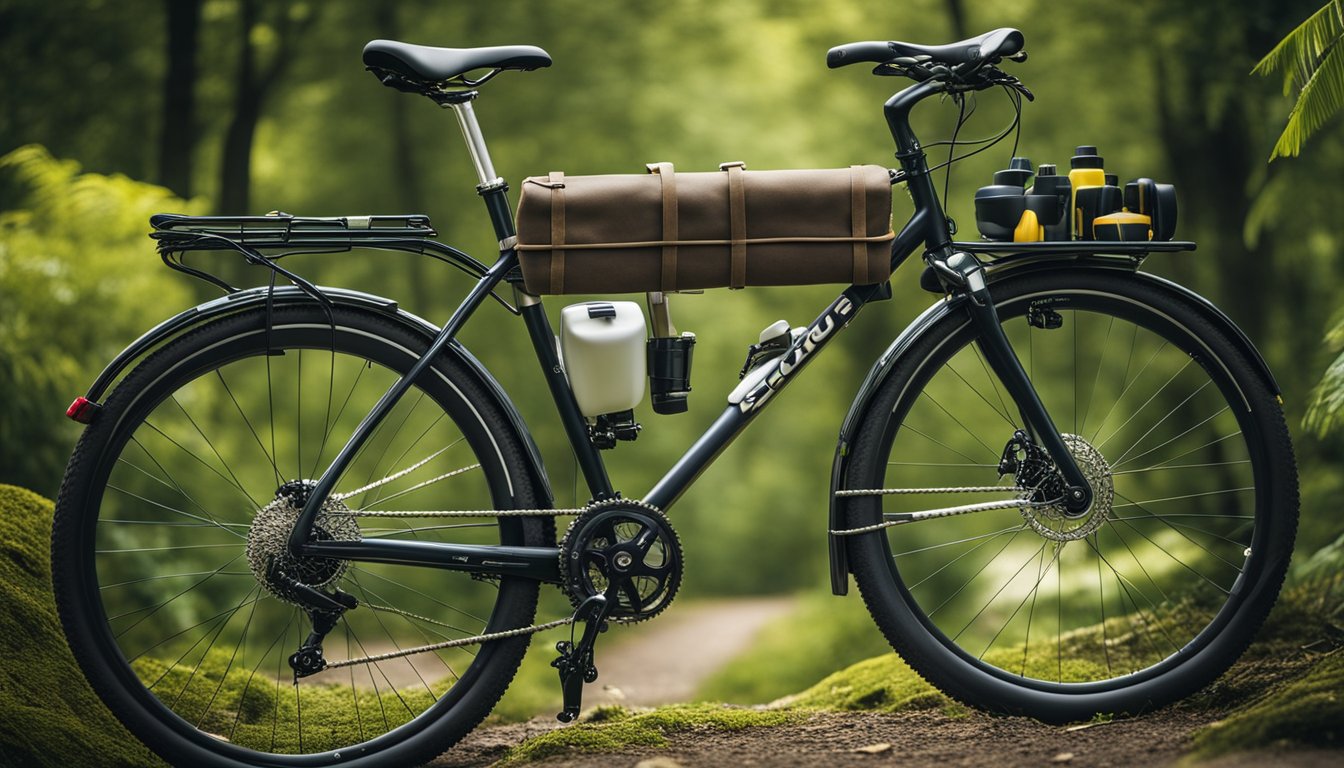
[53,304,551,766]
[843,268,1297,723]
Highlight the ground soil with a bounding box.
[427,596,1340,768]
[434,709,1344,768]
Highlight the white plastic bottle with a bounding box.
[559,301,647,417]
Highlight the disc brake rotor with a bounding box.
[1018,434,1114,542]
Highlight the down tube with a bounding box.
[644,284,882,511]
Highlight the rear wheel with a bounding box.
[53,304,550,766]
[844,269,1297,722]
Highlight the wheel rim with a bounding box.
[77,318,528,760]
[872,285,1268,692]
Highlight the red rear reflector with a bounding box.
[66,397,99,424]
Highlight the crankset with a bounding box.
[551,499,683,720]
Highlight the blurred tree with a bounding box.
[158,0,202,197]
[219,0,313,214]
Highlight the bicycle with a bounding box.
[51,27,1298,767]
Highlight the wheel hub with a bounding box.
[1019,434,1113,542]
[246,481,360,603]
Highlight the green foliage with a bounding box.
[1254,1,1344,159]
[0,146,203,496]
[495,703,803,766]
[2,0,1342,598]
[0,485,162,767]
[1305,314,1344,436]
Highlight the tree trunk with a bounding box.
[218,0,308,216]
[219,0,260,215]
[158,0,200,198]
[945,0,968,40]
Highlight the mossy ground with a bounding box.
[494,703,804,766]
[0,485,161,767]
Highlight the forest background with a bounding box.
[2,0,1342,602]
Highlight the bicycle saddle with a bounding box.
[827,27,1023,69]
[363,39,552,85]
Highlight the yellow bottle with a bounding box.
[1069,146,1106,239]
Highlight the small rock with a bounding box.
[1051,752,1074,762]
[853,743,893,754]
[634,759,685,768]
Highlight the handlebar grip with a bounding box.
[826,41,896,69]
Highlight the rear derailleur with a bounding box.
[267,559,359,682]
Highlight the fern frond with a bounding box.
[1270,39,1344,158]
[1254,0,1344,93]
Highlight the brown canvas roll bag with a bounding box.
[515,162,895,295]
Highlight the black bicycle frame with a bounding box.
[296,76,1094,580]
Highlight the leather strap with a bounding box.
[850,165,868,284]
[726,163,747,289]
[548,171,566,292]
[647,162,679,292]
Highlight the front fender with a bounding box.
[80,285,552,506]
[825,263,1279,595]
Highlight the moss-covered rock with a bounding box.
[1189,650,1344,759]
[495,703,804,766]
[0,485,162,767]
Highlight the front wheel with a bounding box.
[53,304,550,766]
[844,269,1297,722]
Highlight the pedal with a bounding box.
[552,593,612,722]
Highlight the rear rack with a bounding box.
[149,212,505,307]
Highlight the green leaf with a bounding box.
[1255,1,1344,159]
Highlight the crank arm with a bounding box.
[552,593,612,722]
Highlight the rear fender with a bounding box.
[80,286,552,506]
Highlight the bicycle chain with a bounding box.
[830,484,1060,536]
[325,616,574,670]
[834,485,1020,497]
[318,506,583,669]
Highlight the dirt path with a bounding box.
[581,595,797,708]
[434,708,1342,768]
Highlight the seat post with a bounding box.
[445,96,500,187]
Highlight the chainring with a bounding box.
[559,499,682,623]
